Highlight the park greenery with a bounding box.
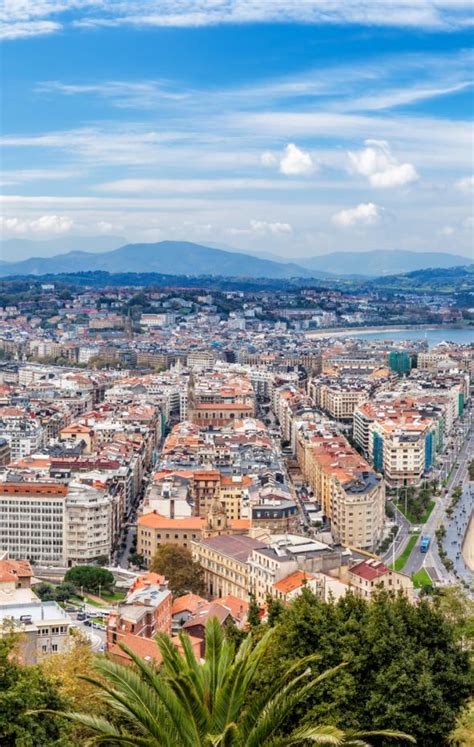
[395,481,438,523]
[150,543,204,595]
[64,565,114,594]
[0,588,472,745]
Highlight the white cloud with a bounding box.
[279,143,314,176]
[0,214,74,236]
[228,220,292,237]
[348,139,419,188]
[455,175,474,192]
[0,20,61,40]
[332,202,382,228]
[2,1,473,39]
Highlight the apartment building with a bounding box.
[0,482,67,565]
[272,569,349,604]
[0,409,44,459]
[348,558,413,600]
[0,480,114,566]
[308,379,372,421]
[65,481,112,565]
[137,513,205,562]
[297,431,385,550]
[248,535,343,605]
[106,572,172,665]
[192,534,266,600]
[354,399,439,486]
[0,437,10,465]
[0,599,72,664]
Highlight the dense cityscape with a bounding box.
[1,1,473,745]
[0,274,472,744]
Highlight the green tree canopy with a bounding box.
[0,630,71,746]
[64,565,114,594]
[55,618,414,746]
[150,543,204,595]
[254,588,473,747]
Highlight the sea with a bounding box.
[349,327,473,348]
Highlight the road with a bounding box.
[69,610,106,652]
[403,417,473,581]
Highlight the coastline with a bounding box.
[305,324,472,340]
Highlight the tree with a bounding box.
[54,618,414,746]
[254,588,472,747]
[266,593,285,627]
[54,582,76,603]
[41,630,100,716]
[64,565,114,594]
[150,543,204,595]
[34,582,56,602]
[247,592,261,628]
[0,629,71,746]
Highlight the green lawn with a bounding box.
[412,568,433,590]
[101,590,125,602]
[390,533,420,571]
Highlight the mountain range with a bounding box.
[0,235,126,262]
[0,240,471,279]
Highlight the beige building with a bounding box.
[137,513,205,562]
[347,558,413,600]
[0,599,72,664]
[297,432,385,551]
[192,535,266,600]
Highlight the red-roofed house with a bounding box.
[348,558,413,599]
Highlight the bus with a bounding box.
[420,535,431,553]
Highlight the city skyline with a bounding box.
[1,1,473,258]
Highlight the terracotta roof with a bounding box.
[171,593,208,616]
[137,512,204,530]
[214,595,249,622]
[182,601,231,629]
[107,631,200,665]
[349,559,389,581]
[273,570,316,594]
[0,559,33,584]
[129,572,167,593]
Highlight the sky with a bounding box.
[0,1,473,259]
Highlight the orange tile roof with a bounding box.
[214,595,249,621]
[0,559,33,584]
[137,512,204,530]
[229,519,251,530]
[129,572,167,593]
[273,570,316,594]
[171,593,208,616]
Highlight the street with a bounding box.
[403,417,473,583]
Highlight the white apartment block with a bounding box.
[0,481,113,566]
[0,418,45,459]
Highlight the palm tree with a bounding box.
[54,618,415,746]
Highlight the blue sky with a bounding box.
[1,1,473,258]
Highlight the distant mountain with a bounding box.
[0,242,470,280]
[295,250,472,276]
[0,240,327,280]
[0,235,126,262]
